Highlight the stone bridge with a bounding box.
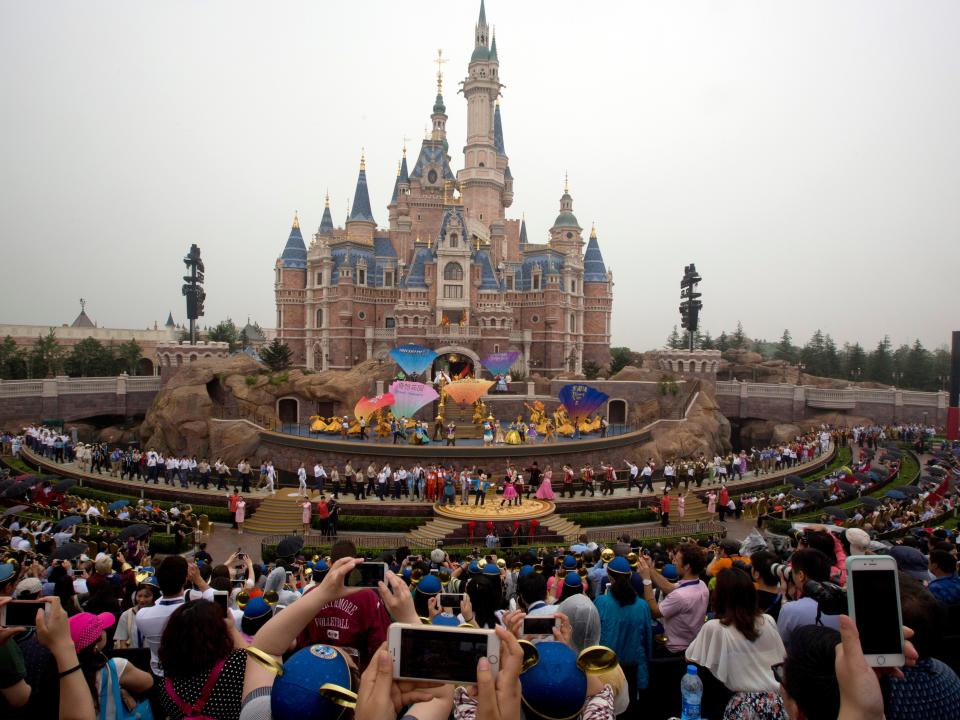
[715,380,947,425]
[0,375,161,424]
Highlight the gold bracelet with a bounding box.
[245,647,284,676]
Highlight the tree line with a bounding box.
[0,330,143,380]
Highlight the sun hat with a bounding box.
[69,612,116,652]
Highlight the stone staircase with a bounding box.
[405,517,467,546]
[242,494,305,534]
[438,402,484,439]
[538,514,585,539]
[404,514,585,548]
[634,486,714,522]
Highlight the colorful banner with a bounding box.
[354,393,395,421]
[388,381,439,419]
[482,351,521,377]
[444,378,494,406]
[389,345,438,377]
[558,383,609,421]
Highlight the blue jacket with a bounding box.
[595,592,653,689]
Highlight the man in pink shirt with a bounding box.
[636,543,709,655]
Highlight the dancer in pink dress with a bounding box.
[706,490,717,517]
[535,468,555,500]
[500,478,518,507]
[235,497,246,534]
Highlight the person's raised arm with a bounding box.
[36,597,95,720]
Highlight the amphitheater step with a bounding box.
[243,496,306,534]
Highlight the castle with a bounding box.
[275,1,613,379]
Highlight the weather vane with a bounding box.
[435,48,447,93]
[79,298,86,312]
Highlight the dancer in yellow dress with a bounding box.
[554,407,575,437]
[505,420,522,445]
[374,410,391,441]
[309,416,328,433]
[324,416,342,434]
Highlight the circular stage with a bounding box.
[433,498,555,522]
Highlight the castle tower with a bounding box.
[549,174,583,255]
[275,212,308,364]
[582,224,613,369]
[318,191,334,235]
[345,151,376,244]
[458,0,507,231]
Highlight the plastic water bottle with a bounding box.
[680,664,703,720]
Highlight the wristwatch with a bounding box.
[642,579,653,586]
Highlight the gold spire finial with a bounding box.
[292,211,300,229]
[360,148,366,171]
[397,160,402,177]
[402,136,410,158]
[435,49,447,94]
[564,172,569,194]
[590,222,597,239]
[416,233,421,245]
[324,190,330,208]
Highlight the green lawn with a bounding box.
[733,446,852,501]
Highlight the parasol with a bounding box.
[117,524,152,541]
[53,542,88,560]
[2,481,33,499]
[823,506,848,520]
[785,475,804,488]
[276,535,305,558]
[860,497,882,509]
[836,481,857,496]
[885,489,906,500]
[899,486,921,497]
[54,515,83,530]
[443,379,494,407]
[108,500,131,511]
[54,478,77,493]
[354,393,395,421]
[1,505,29,518]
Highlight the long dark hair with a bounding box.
[607,571,637,607]
[714,567,760,641]
[54,575,79,616]
[465,575,501,629]
[159,600,234,678]
[78,641,108,711]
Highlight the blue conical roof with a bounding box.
[165,311,175,327]
[583,229,607,282]
[478,0,486,25]
[319,204,334,234]
[279,215,307,268]
[519,218,528,247]
[490,32,498,61]
[399,155,409,183]
[494,104,506,155]
[349,163,375,223]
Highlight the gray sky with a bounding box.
[2,1,958,352]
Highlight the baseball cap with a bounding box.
[845,528,871,556]
[14,577,42,598]
[889,546,933,582]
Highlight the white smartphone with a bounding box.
[845,555,905,667]
[388,622,500,684]
[522,614,558,636]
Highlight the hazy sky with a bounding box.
[2,1,958,352]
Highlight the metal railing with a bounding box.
[0,380,44,397]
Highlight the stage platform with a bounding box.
[433,498,555,522]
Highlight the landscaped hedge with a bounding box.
[314,516,427,533]
[1,456,36,475]
[567,508,657,527]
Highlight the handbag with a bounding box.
[99,658,153,720]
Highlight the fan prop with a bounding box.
[354,393,395,421]
[388,381,439,419]
[558,384,609,424]
[388,345,438,377]
[482,351,521,377]
[444,379,494,407]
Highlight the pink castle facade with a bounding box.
[275,1,612,377]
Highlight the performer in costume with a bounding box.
[505,421,522,445]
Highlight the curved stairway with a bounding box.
[243,494,305,534]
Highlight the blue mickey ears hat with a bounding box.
[661,563,679,581]
[483,563,501,576]
[431,614,460,627]
[562,555,578,570]
[606,556,631,575]
[416,574,441,594]
[518,564,535,578]
[520,642,587,720]
[563,571,582,589]
[272,645,357,720]
[0,563,15,584]
[468,561,482,574]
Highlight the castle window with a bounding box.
[500,318,507,328]
[566,232,573,239]
[443,285,463,299]
[505,275,514,291]
[569,312,576,333]
[316,309,323,328]
[384,270,394,287]
[385,317,395,329]
[316,272,323,286]
[443,262,464,281]
[531,314,540,323]
[571,280,577,294]
[357,268,366,285]
[532,273,542,291]
[358,311,366,320]
[449,234,458,248]
[494,344,500,353]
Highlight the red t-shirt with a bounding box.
[317,501,330,519]
[661,495,671,513]
[296,587,391,671]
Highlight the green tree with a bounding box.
[239,328,250,350]
[843,342,868,381]
[29,329,65,378]
[716,331,730,352]
[113,339,142,375]
[666,325,683,350]
[866,336,894,385]
[64,338,115,377]
[609,347,638,376]
[582,360,602,380]
[208,319,240,351]
[260,338,293,371]
[800,329,827,376]
[774,329,798,364]
[823,334,841,378]
[904,339,931,390]
[932,346,951,390]
[700,331,715,350]
[731,321,747,349]
[0,336,27,379]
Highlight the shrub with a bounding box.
[72,487,234,523]
[317,516,427,532]
[268,371,290,386]
[245,375,258,386]
[566,508,657,527]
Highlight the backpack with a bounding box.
[163,658,225,720]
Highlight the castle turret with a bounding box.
[346,151,375,244]
[318,192,334,235]
[549,175,583,255]
[275,212,308,364]
[582,223,613,370]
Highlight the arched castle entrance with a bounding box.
[431,345,481,381]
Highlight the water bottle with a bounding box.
[680,664,703,720]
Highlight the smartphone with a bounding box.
[407,555,421,563]
[846,555,905,667]
[522,615,558,636]
[388,622,500,684]
[345,562,387,588]
[1,600,45,628]
[212,591,228,613]
[439,593,464,611]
